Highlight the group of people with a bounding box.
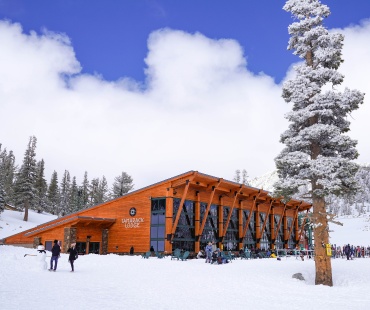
[48,239,78,272]
[337,244,370,260]
[198,242,229,264]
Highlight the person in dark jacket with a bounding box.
[67,243,78,272]
[49,240,61,271]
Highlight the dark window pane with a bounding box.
[158,214,165,224]
[158,241,164,251]
[158,199,166,211]
[152,214,159,225]
[157,226,165,238]
[151,227,158,238]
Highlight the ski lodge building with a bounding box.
[3,171,311,255]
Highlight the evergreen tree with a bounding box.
[275,0,364,286]
[241,169,249,185]
[0,180,5,214]
[80,171,90,209]
[233,169,241,183]
[34,159,48,213]
[69,176,79,214]
[98,176,109,204]
[47,171,60,215]
[13,136,38,221]
[111,172,134,199]
[89,177,100,207]
[0,147,16,205]
[0,145,5,213]
[59,170,71,216]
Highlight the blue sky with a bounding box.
[0,0,369,189]
[1,0,370,83]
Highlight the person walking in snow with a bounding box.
[49,239,61,271]
[344,244,351,260]
[67,243,78,272]
[205,242,213,263]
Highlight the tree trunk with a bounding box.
[312,195,333,286]
[23,199,29,222]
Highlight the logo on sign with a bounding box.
[129,207,136,216]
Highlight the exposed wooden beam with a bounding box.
[223,186,243,236]
[297,210,309,242]
[198,180,221,237]
[274,204,287,237]
[260,199,274,237]
[287,204,301,241]
[171,180,191,236]
[242,191,261,239]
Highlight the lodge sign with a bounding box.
[122,217,144,228]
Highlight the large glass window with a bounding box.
[243,210,255,249]
[172,199,195,251]
[274,214,284,249]
[287,217,296,249]
[222,207,238,251]
[259,212,270,250]
[200,203,219,250]
[150,198,166,252]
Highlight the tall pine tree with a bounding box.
[275,0,364,286]
[111,172,134,199]
[0,147,16,205]
[13,136,38,221]
[59,170,71,216]
[34,159,48,213]
[47,171,60,215]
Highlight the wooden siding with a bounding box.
[4,171,311,253]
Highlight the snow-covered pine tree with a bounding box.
[34,159,48,213]
[80,171,90,209]
[0,147,16,205]
[111,172,134,199]
[13,136,38,221]
[96,176,109,205]
[47,171,60,215]
[241,169,249,185]
[0,145,5,214]
[59,170,71,216]
[69,176,79,214]
[89,177,100,207]
[275,0,364,286]
[233,169,241,183]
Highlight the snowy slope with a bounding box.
[249,170,278,192]
[0,209,57,239]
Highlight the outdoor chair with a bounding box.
[155,251,164,259]
[141,251,151,259]
[171,248,181,260]
[180,251,190,261]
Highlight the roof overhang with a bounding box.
[25,216,116,237]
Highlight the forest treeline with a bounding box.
[0,136,134,220]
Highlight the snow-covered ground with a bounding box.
[1,209,370,310]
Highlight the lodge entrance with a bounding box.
[89,242,100,254]
[76,242,86,255]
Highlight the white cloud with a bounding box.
[0,19,368,190]
[335,19,370,165]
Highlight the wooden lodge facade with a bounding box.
[3,171,311,255]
